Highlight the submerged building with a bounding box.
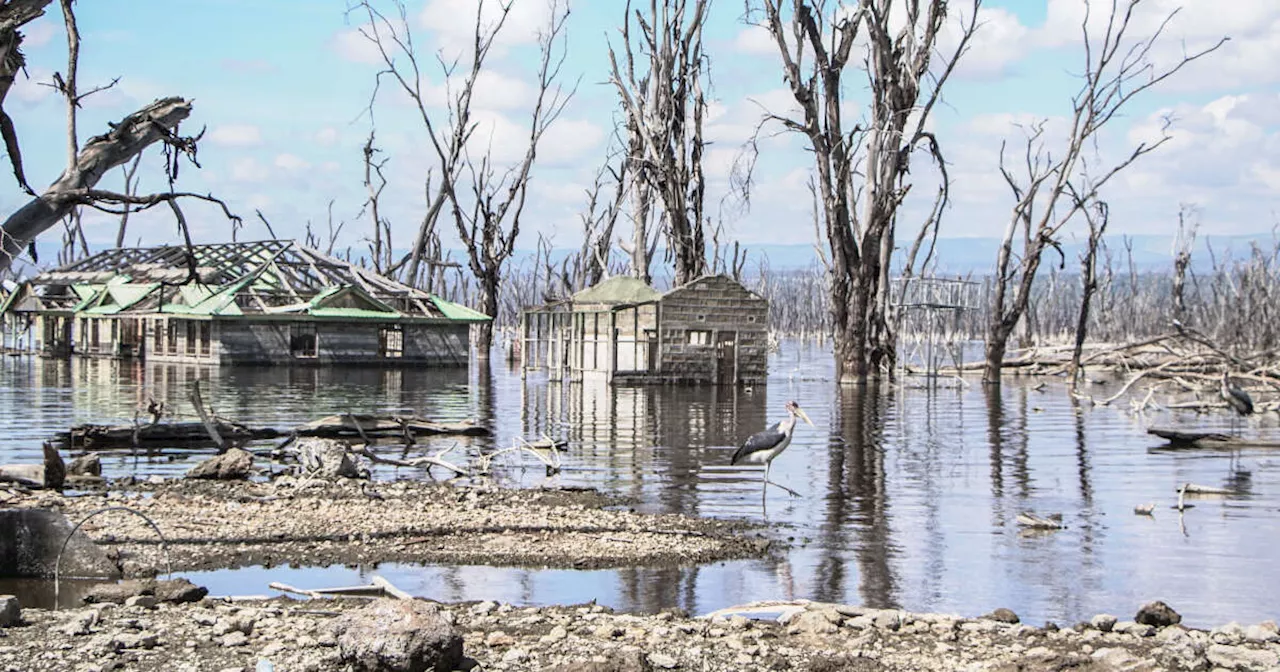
[520,274,769,385]
[0,240,489,365]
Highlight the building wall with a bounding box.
[656,275,769,384]
[212,320,470,366]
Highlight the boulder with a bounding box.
[68,454,102,477]
[0,509,119,579]
[0,595,19,627]
[1135,601,1181,628]
[83,578,207,605]
[984,608,1020,624]
[551,650,653,672]
[329,599,463,672]
[298,438,368,479]
[186,447,254,480]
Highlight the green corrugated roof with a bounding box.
[430,296,490,322]
[572,276,660,305]
[309,307,405,319]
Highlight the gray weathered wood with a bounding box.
[0,97,192,273]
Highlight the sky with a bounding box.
[1,0,1277,269]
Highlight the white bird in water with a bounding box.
[732,400,814,497]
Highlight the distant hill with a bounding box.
[14,233,1270,282]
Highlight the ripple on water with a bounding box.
[3,342,1279,627]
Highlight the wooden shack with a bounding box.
[520,274,768,385]
[0,240,489,366]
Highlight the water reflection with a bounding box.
[4,345,1280,627]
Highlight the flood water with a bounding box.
[2,342,1279,628]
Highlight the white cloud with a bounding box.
[314,127,340,147]
[941,7,1032,80]
[418,0,551,58]
[330,26,383,65]
[274,153,311,172]
[733,24,776,56]
[209,124,263,148]
[230,157,269,183]
[23,19,56,48]
[1036,0,1280,91]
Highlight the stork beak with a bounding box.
[797,408,814,427]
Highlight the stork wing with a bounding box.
[732,423,785,464]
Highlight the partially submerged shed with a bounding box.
[0,240,489,365]
[520,274,768,385]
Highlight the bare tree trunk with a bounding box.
[1069,201,1108,388]
[451,1,574,359]
[0,0,51,194]
[750,0,977,383]
[114,153,143,248]
[1172,204,1198,324]
[982,1,1223,384]
[1,98,192,274]
[608,0,710,286]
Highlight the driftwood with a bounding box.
[0,442,65,490]
[269,575,412,601]
[1147,428,1280,450]
[1015,512,1064,530]
[294,415,490,442]
[58,414,490,449]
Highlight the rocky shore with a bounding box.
[2,592,1279,671]
[4,478,1279,671]
[10,477,771,573]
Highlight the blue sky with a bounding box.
[2,0,1277,266]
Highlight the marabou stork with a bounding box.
[732,400,813,497]
[1221,371,1254,437]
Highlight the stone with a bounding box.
[484,631,515,647]
[1091,614,1117,632]
[68,454,102,477]
[0,596,19,627]
[0,509,120,580]
[1206,643,1280,671]
[984,608,1020,624]
[647,652,679,669]
[84,578,206,605]
[187,447,255,480]
[550,650,652,672]
[60,611,98,636]
[328,599,463,672]
[125,596,158,610]
[1134,601,1181,628]
[1091,647,1157,671]
[787,611,839,635]
[1245,624,1280,643]
[296,438,368,480]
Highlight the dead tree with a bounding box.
[748,0,979,383]
[1171,204,1198,324]
[565,142,629,293]
[350,0,493,290]
[983,0,1225,384]
[1069,200,1108,388]
[608,0,710,285]
[450,1,574,359]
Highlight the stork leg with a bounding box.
[762,461,801,498]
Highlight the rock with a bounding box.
[1245,623,1280,643]
[1206,643,1280,671]
[787,611,839,635]
[152,578,208,603]
[984,608,1020,624]
[550,650,652,672]
[125,596,158,610]
[1091,614,1117,632]
[222,631,250,647]
[297,438,368,480]
[484,631,515,647]
[647,652,679,669]
[1211,621,1246,645]
[84,578,206,605]
[328,599,463,672]
[68,454,102,477]
[502,648,527,663]
[1134,601,1181,628]
[1091,647,1158,671]
[60,611,97,636]
[0,595,19,627]
[187,447,255,480]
